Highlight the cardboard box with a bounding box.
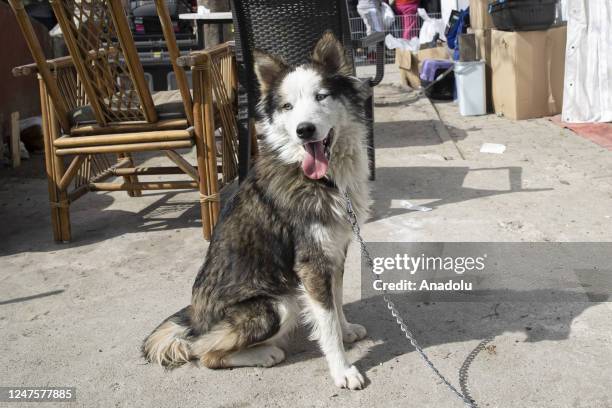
[474,29,493,112]
[397,46,451,88]
[396,48,420,88]
[469,0,494,30]
[491,25,567,120]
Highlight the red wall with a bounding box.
[0,2,52,142]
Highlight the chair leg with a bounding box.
[195,141,212,240]
[40,79,71,242]
[193,68,213,240]
[49,116,72,242]
[118,153,142,197]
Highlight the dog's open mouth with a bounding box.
[302,129,334,180]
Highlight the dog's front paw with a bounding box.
[342,323,367,343]
[332,365,365,390]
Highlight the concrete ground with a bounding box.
[1,67,612,407]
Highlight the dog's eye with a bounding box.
[316,93,329,102]
[282,103,293,111]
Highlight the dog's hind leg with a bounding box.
[223,345,286,367]
[193,296,298,369]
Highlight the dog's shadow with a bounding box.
[283,291,607,387]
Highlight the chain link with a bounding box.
[344,191,476,408]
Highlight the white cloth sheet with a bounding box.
[562,0,612,123]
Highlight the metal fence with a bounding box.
[349,13,441,66]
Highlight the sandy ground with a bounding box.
[1,70,612,408]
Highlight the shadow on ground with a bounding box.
[374,119,468,148]
[284,292,607,403]
[370,166,552,222]
[0,179,237,255]
[1,164,552,254]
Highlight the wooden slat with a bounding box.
[49,0,108,126]
[177,42,234,67]
[107,0,157,123]
[112,165,224,176]
[192,69,212,239]
[90,181,198,191]
[48,96,72,241]
[54,128,193,148]
[165,150,199,182]
[201,63,220,225]
[10,112,21,168]
[56,140,194,156]
[38,80,61,241]
[12,56,74,77]
[154,0,193,125]
[114,166,190,176]
[70,118,188,136]
[58,154,86,190]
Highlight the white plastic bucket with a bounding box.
[454,60,486,116]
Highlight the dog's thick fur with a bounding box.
[142,32,371,389]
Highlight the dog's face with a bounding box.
[254,32,362,180]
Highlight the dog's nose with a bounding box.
[296,122,316,140]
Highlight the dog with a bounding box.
[142,32,371,390]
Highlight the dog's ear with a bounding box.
[312,31,352,76]
[253,50,288,94]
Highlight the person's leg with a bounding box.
[369,5,384,33]
[395,3,411,39]
[405,2,419,39]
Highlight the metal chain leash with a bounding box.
[343,191,476,408]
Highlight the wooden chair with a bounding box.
[8,0,238,241]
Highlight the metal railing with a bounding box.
[349,13,441,66]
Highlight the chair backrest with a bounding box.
[230,0,355,114]
[229,0,356,180]
[154,0,193,125]
[49,0,157,125]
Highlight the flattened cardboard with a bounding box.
[396,48,421,88]
[474,29,493,112]
[397,46,451,88]
[491,25,567,120]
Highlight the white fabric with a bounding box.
[562,0,612,123]
[418,8,447,44]
[381,2,395,29]
[357,5,384,35]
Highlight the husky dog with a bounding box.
[143,32,371,390]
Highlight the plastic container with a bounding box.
[420,59,455,101]
[454,61,486,116]
[489,0,557,31]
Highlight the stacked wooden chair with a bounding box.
[9,0,238,241]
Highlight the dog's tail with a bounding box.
[142,306,193,368]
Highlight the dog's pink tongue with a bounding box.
[302,141,328,180]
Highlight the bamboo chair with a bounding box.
[8,0,238,241]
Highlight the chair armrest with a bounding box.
[177,41,235,68]
[352,33,386,87]
[13,56,74,77]
[352,32,385,48]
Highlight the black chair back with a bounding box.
[230,0,355,180]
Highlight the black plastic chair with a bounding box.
[230,0,385,181]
